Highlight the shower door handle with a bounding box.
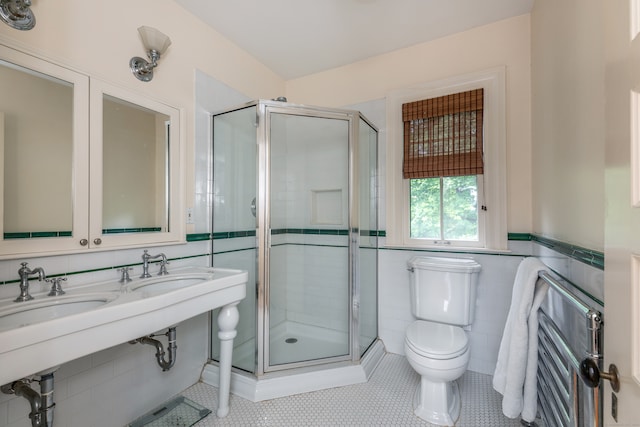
[250,197,256,217]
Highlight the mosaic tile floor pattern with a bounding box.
[182,353,525,426]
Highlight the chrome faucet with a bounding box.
[140,250,168,278]
[15,262,46,302]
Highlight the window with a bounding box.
[385,68,507,250]
[403,89,484,246]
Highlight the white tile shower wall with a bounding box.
[270,116,349,230]
[378,248,525,375]
[276,238,350,334]
[345,98,386,231]
[0,241,213,427]
[194,70,251,235]
[212,107,257,234]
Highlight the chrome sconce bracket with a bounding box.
[0,0,35,31]
[130,50,161,82]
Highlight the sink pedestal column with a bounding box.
[216,302,240,417]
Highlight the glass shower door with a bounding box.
[211,105,258,373]
[265,110,352,370]
[358,116,378,356]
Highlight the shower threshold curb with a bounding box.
[201,339,385,402]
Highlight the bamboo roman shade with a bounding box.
[402,88,484,179]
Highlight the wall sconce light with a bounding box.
[0,0,35,30]
[129,26,172,82]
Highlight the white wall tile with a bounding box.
[378,248,524,375]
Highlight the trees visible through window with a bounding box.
[410,175,479,242]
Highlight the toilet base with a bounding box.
[413,376,461,426]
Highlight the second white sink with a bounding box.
[127,272,216,294]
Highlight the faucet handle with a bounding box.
[18,262,29,274]
[46,277,67,296]
[118,267,133,283]
[158,258,169,276]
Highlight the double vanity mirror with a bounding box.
[0,44,183,257]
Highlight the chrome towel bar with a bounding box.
[538,271,602,358]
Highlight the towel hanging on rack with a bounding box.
[492,257,549,423]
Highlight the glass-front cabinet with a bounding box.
[0,44,183,257]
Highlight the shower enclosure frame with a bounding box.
[211,99,379,378]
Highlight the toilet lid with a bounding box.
[405,321,469,359]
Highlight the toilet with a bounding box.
[404,256,481,426]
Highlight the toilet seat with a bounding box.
[405,321,468,360]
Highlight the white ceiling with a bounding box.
[173,0,534,80]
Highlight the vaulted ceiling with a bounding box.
[174,0,534,80]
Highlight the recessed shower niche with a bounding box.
[207,100,380,398]
[311,189,343,225]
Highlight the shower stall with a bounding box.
[205,100,380,398]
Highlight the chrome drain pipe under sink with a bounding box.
[131,327,177,371]
[1,371,55,427]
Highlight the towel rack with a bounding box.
[538,271,602,358]
[536,270,604,427]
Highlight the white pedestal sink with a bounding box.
[0,266,247,418]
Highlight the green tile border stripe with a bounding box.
[272,228,349,236]
[271,243,349,249]
[1,252,211,286]
[209,229,387,239]
[199,231,604,269]
[4,228,164,239]
[507,232,531,241]
[530,234,604,270]
[212,230,256,239]
[187,233,212,242]
[507,232,604,270]
[4,231,72,239]
[102,227,162,234]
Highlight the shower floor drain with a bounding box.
[285,337,298,344]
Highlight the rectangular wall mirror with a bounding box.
[0,44,89,256]
[89,80,183,249]
[0,44,183,258]
[102,95,169,234]
[1,59,74,237]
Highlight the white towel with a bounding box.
[492,257,549,422]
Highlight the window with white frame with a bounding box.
[385,69,507,250]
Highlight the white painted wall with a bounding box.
[287,15,532,235]
[0,0,285,224]
[530,1,605,251]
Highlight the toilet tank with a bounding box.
[407,256,481,326]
